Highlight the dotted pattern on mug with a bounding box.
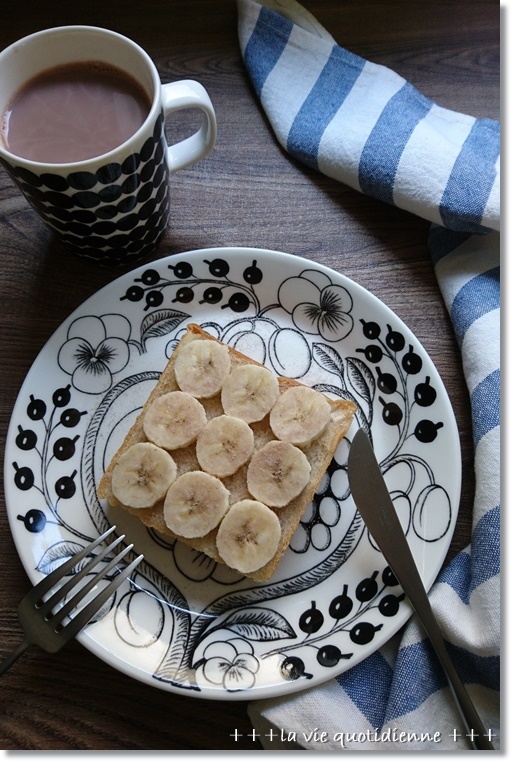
[1,112,170,265]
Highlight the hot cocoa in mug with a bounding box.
[0,26,217,265]
[3,61,153,164]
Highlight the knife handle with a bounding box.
[399,574,494,750]
[348,429,495,750]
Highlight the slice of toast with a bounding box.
[97,323,356,581]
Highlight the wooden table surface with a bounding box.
[0,0,499,751]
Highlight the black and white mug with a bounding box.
[0,26,217,265]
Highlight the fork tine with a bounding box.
[38,534,125,616]
[60,553,144,639]
[29,526,117,599]
[0,530,144,677]
[49,543,134,627]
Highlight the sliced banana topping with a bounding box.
[174,339,231,398]
[221,364,280,423]
[247,440,311,508]
[143,391,207,450]
[111,442,177,509]
[270,385,331,447]
[216,499,282,574]
[196,414,254,478]
[163,470,230,538]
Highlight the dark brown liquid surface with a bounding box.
[1,62,151,163]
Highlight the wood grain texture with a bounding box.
[0,0,499,750]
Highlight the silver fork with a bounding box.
[1,525,143,676]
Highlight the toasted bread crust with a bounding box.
[97,323,356,581]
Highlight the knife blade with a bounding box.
[347,427,427,590]
[347,427,494,750]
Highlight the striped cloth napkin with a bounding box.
[238,0,500,750]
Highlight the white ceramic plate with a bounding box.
[4,247,461,700]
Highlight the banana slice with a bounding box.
[221,364,280,423]
[196,414,254,478]
[270,385,331,447]
[216,499,282,574]
[174,339,231,398]
[111,442,177,509]
[247,440,311,508]
[163,470,230,538]
[143,391,207,450]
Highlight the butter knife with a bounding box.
[347,428,494,751]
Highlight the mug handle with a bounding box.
[161,80,217,174]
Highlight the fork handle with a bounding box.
[0,639,31,677]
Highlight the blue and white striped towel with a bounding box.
[239,0,500,750]
[238,0,500,234]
